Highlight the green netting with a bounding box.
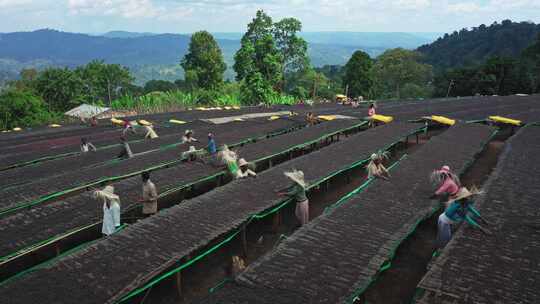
[345,129,499,304]
[115,126,425,303]
[0,224,127,287]
[0,125,302,217]
[0,122,362,281]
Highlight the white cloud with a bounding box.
[67,0,160,18]
[447,2,482,13]
[0,0,31,8]
[394,0,431,10]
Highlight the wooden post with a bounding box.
[55,243,61,256]
[272,211,281,233]
[416,133,419,144]
[241,225,248,258]
[175,271,183,299]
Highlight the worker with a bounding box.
[306,112,318,127]
[278,169,309,226]
[182,130,198,143]
[90,116,98,127]
[118,137,134,159]
[122,119,136,136]
[140,171,158,216]
[430,165,461,207]
[367,103,376,127]
[219,145,242,179]
[93,185,121,236]
[367,153,390,180]
[207,133,217,155]
[437,187,491,249]
[143,124,158,139]
[80,137,97,153]
[238,158,257,178]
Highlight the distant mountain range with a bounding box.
[0,29,440,85]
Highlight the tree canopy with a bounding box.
[373,48,433,99]
[342,50,374,99]
[181,31,226,90]
[234,10,283,104]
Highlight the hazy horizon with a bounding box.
[1,1,539,34]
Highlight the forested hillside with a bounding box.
[418,20,540,70]
[0,29,432,84]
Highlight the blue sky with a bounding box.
[1,0,539,34]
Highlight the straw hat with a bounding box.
[185,129,193,135]
[370,153,378,161]
[97,185,119,200]
[441,165,451,172]
[448,187,482,203]
[238,158,249,167]
[284,169,307,188]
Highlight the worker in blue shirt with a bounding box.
[437,187,491,249]
[207,133,217,155]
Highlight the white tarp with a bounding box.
[65,104,110,119]
[201,111,293,124]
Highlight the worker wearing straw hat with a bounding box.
[93,185,121,236]
[80,137,97,153]
[140,171,158,216]
[182,130,198,143]
[367,152,390,180]
[143,124,159,139]
[437,187,491,248]
[118,136,133,159]
[278,169,309,226]
[219,145,243,179]
[182,145,201,161]
[430,165,461,207]
[238,158,257,178]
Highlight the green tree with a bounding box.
[33,67,85,111]
[144,80,177,93]
[75,60,133,105]
[273,17,309,89]
[181,31,226,90]
[234,10,283,104]
[373,48,433,99]
[342,50,374,98]
[0,89,51,129]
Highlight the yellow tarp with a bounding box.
[489,116,521,126]
[318,115,337,121]
[336,94,347,99]
[233,118,245,122]
[224,106,232,110]
[12,127,22,131]
[111,118,124,126]
[232,106,241,110]
[268,116,280,121]
[372,114,393,123]
[49,124,62,128]
[137,119,152,126]
[169,119,186,124]
[430,115,455,126]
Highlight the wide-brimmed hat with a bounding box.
[185,129,193,135]
[441,165,450,172]
[284,169,307,188]
[238,158,249,167]
[97,185,119,200]
[370,153,378,161]
[448,187,482,203]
